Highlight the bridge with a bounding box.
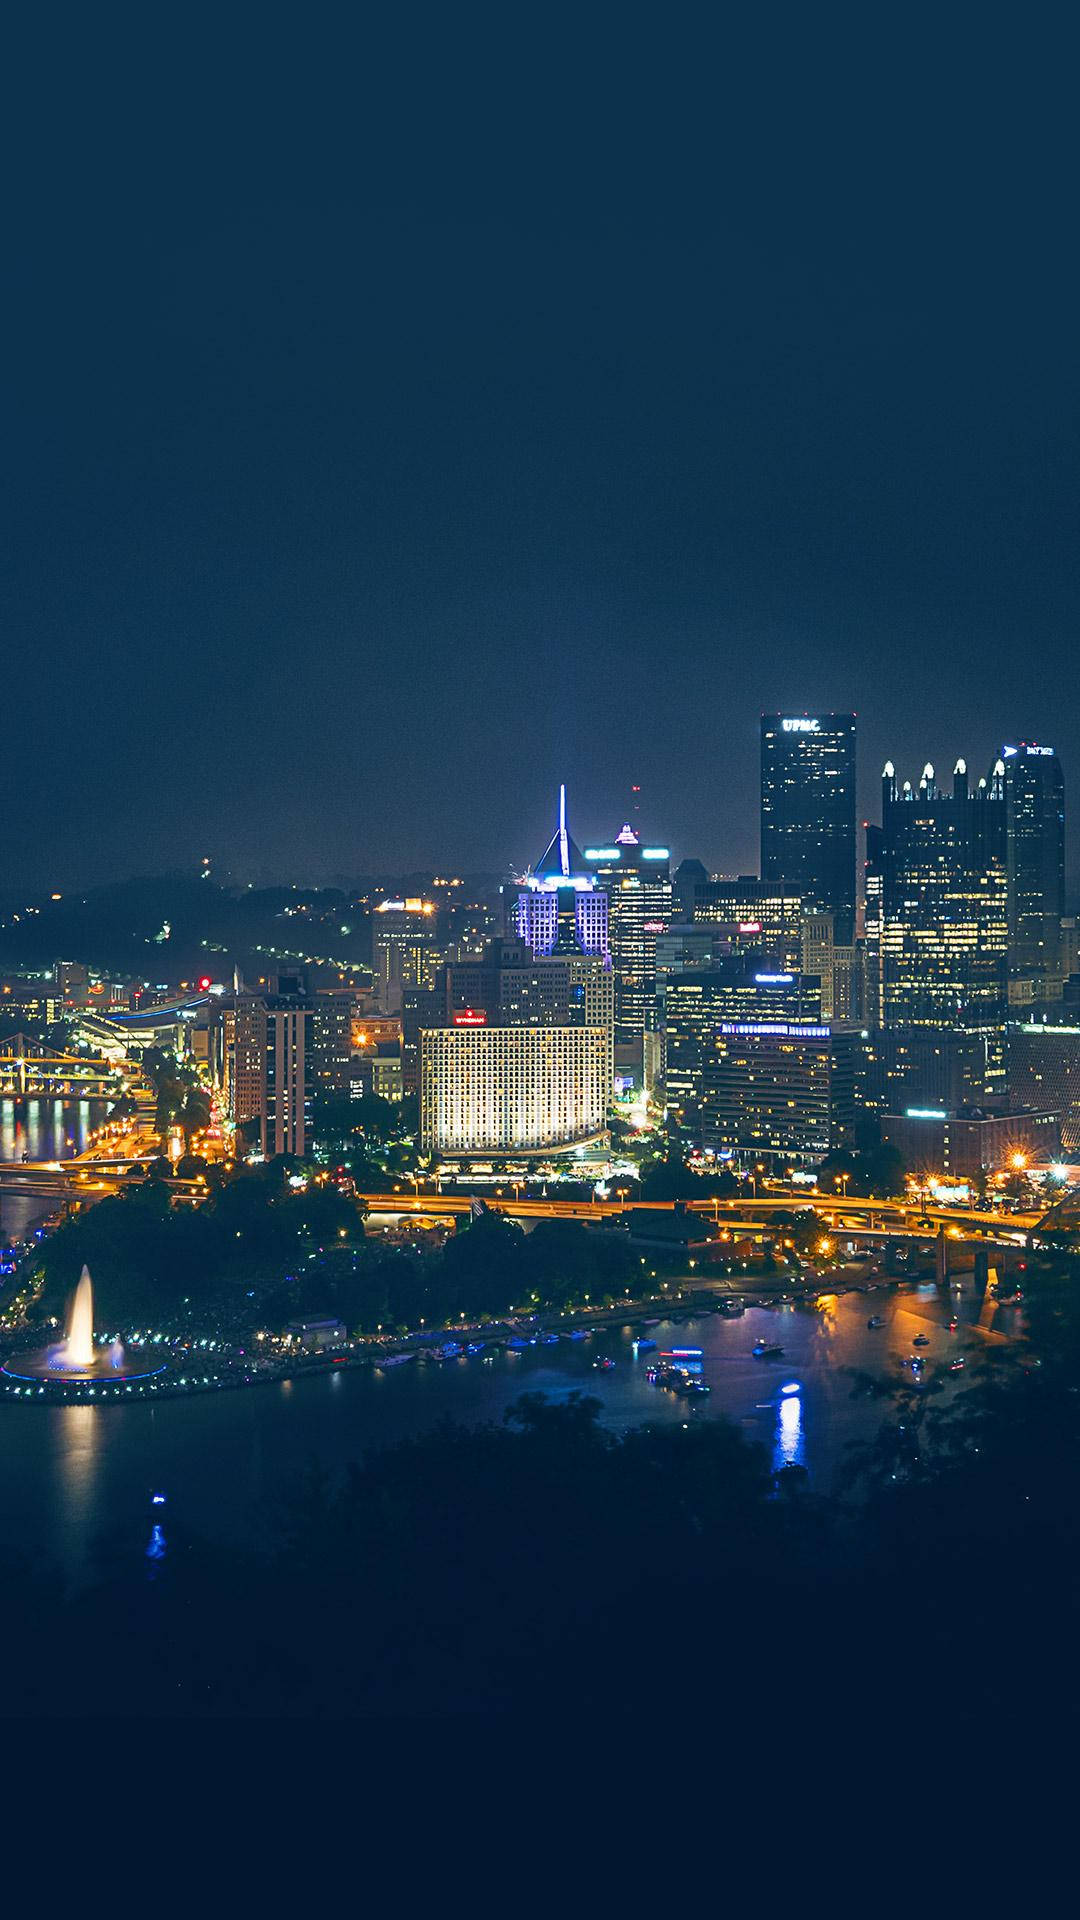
[0,1034,136,1099]
[354,1189,1042,1242]
[0,1157,1051,1259]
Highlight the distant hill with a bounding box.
[0,874,366,983]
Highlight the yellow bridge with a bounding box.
[0,1033,137,1099]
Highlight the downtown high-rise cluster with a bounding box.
[400,716,1074,1185]
[97,713,1074,1191]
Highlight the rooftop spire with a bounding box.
[559,782,569,877]
[533,787,587,881]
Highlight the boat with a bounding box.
[633,1337,657,1353]
[566,1329,588,1342]
[507,1337,530,1351]
[913,1333,929,1347]
[538,1333,560,1346]
[752,1342,784,1359]
[649,1364,686,1390]
[721,1300,744,1317]
[379,1352,415,1368]
[593,1356,616,1370]
[867,1315,886,1329]
[465,1342,485,1356]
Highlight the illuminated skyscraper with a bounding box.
[663,961,824,1135]
[999,742,1065,978]
[263,998,314,1157]
[373,897,440,1014]
[865,756,1008,1104]
[760,713,856,943]
[683,873,805,971]
[514,786,609,958]
[585,824,672,1056]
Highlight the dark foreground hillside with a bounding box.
[2,1344,1079,1721]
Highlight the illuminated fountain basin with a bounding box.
[1,1266,168,1390]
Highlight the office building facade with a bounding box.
[880,1105,1060,1181]
[420,1024,610,1157]
[585,825,672,1052]
[663,964,827,1151]
[684,874,805,972]
[263,1000,314,1158]
[865,757,1008,1102]
[801,912,864,1022]
[373,898,440,1015]
[1008,1019,1080,1151]
[1000,742,1065,980]
[698,1021,856,1165]
[760,713,857,943]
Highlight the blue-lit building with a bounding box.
[513,787,609,959]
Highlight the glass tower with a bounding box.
[760,713,856,944]
[865,757,1008,1104]
[585,824,672,1048]
[999,743,1065,977]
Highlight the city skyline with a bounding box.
[4,722,1074,900]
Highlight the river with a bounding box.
[0,1097,104,1241]
[0,1275,1021,1585]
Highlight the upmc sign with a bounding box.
[781,717,820,733]
[453,1008,487,1026]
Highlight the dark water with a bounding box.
[0,1098,102,1240]
[0,1280,1020,1584]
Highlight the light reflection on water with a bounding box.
[0,1099,101,1238]
[774,1391,805,1470]
[54,1404,101,1571]
[0,1279,1018,1586]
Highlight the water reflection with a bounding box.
[54,1404,101,1568]
[0,1099,101,1239]
[0,1097,95,1164]
[774,1389,805,1470]
[0,1283,1019,1586]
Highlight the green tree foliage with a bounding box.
[32,1165,368,1328]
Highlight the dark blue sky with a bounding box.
[5,14,1078,889]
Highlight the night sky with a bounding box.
[5,17,1078,891]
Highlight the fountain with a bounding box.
[64,1266,95,1369]
[1,1265,168,1392]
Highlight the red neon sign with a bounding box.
[453,1008,487,1026]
